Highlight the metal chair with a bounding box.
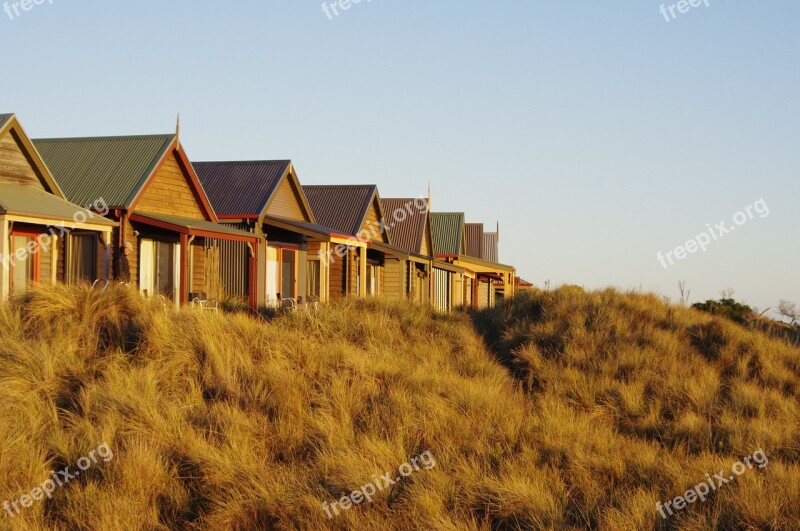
[191,292,220,314]
[306,294,321,312]
[280,298,297,312]
[91,279,109,292]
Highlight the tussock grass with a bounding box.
[473,286,800,529]
[0,283,797,529]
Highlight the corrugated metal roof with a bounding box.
[381,198,428,255]
[465,223,484,259]
[193,160,290,218]
[302,185,376,236]
[483,232,499,262]
[0,182,116,226]
[430,212,465,256]
[33,135,175,208]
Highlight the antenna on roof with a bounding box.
[497,221,500,242]
[427,181,432,210]
[175,113,181,148]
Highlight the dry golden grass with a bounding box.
[0,283,797,530]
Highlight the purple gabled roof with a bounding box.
[382,198,429,255]
[302,185,377,236]
[193,160,291,218]
[465,223,484,259]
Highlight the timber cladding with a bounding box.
[347,252,359,296]
[119,219,138,283]
[0,131,45,189]
[328,253,345,299]
[135,152,205,219]
[266,178,307,221]
[382,259,404,300]
[363,198,389,243]
[191,245,206,294]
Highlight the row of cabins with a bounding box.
[0,113,520,310]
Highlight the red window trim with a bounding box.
[9,229,43,293]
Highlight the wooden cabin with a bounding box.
[34,133,260,307]
[302,185,391,299]
[430,212,471,311]
[379,198,434,304]
[194,160,358,308]
[431,213,515,310]
[0,114,116,300]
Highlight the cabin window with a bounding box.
[9,234,40,295]
[266,245,298,302]
[67,233,97,283]
[281,249,297,300]
[366,263,379,296]
[307,259,321,300]
[139,239,180,304]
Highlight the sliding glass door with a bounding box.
[67,233,97,284]
[266,245,297,303]
[139,239,181,304]
[9,234,38,295]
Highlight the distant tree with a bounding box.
[692,296,754,325]
[678,281,691,306]
[720,288,735,300]
[778,300,799,326]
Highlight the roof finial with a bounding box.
[176,113,181,148]
[427,181,432,210]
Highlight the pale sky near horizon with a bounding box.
[2,1,798,315]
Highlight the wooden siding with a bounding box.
[307,241,321,257]
[39,236,52,285]
[121,217,138,284]
[412,263,429,304]
[363,198,390,243]
[96,234,109,281]
[265,177,307,221]
[329,252,346,299]
[383,259,403,300]
[213,222,251,299]
[191,244,205,293]
[136,152,205,219]
[347,252,359,296]
[420,218,431,257]
[204,245,221,298]
[57,235,66,283]
[0,131,45,189]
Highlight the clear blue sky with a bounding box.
[2,1,798,314]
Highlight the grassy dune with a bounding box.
[0,285,798,529]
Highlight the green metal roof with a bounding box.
[0,182,116,226]
[33,135,175,208]
[131,212,259,240]
[430,212,465,256]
